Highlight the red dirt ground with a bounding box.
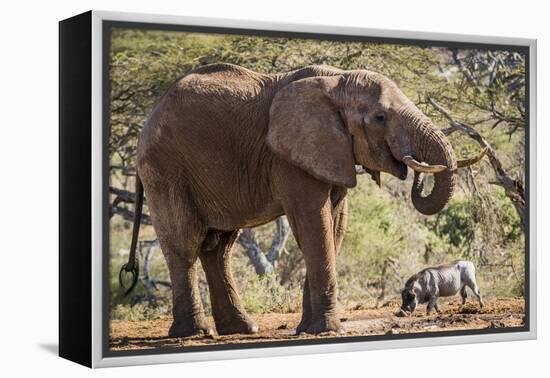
[109,298,524,351]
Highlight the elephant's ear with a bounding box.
[266,76,357,188]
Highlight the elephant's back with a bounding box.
[136,64,279,227]
[176,63,272,104]
[139,63,272,161]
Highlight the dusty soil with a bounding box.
[109,298,524,351]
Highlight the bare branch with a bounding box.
[266,217,291,263]
[110,186,139,204]
[238,216,291,276]
[238,229,274,275]
[428,96,525,230]
[110,204,152,225]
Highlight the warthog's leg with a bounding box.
[466,279,484,308]
[460,286,468,305]
[426,297,439,315]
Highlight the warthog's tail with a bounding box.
[119,173,144,296]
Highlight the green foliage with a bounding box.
[495,190,523,243]
[111,302,171,321]
[338,177,412,305]
[434,200,476,248]
[108,28,526,320]
[239,273,302,314]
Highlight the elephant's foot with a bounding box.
[295,316,311,335]
[215,316,258,335]
[168,317,214,338]
[300,317,343,335]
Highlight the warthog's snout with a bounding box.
[396,308,410,317]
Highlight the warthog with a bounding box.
[398,260,484,316]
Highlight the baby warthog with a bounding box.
[398,260,484,316]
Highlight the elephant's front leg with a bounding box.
[296,194,347,334]
[284,200,342,333]
[297,213,341,333]
[296,275,312,334]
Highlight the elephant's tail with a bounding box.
[119,172,144,296]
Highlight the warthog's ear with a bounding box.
[267,76,357,188]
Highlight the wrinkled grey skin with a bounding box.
[400,260,484,315]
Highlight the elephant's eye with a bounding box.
[375,113,386,123]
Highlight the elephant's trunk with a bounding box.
[407,114,457,215]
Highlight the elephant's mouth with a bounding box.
[397,161,408,180]
[361,159,407,186]
[388,154,408,181]
[386,142,408,180]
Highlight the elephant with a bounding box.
[120,63,486,337]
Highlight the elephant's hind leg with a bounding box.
[145,183,212,338]
[199,230,258,335]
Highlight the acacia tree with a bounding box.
[428,49,526,230]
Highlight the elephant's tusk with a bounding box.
[357,166,381,187]
[402,156,448,173]
[456,147,488,168]
[372,170,381,187]
[402,147,487,174]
